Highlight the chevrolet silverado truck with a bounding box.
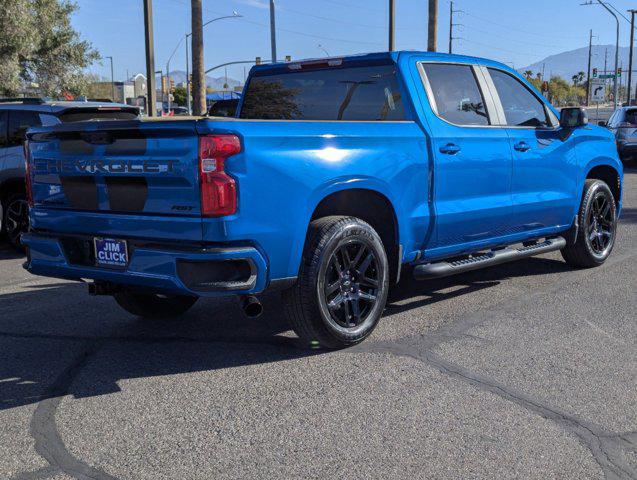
[23,52,623,348]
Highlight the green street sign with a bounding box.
[599,74,615,79]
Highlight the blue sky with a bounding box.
[74,0,637,82]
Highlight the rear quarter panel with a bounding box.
[197,119,429,280]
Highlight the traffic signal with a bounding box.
[161,76,168,92]
[170,79,175,93]
[592,68,598,78]
[255,56,262,65]
[617,67,622,78]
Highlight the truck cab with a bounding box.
[22,52,622,349]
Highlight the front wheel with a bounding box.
[561,179,617,268]
[283,216,389,349]
[114,290,198,318]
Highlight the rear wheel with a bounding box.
[2,193,28,250]
[284,216,389,349]
[114,290,198,318]
[561,179,617,268]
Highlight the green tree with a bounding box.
[0,0,99,97]
[172,86,188,106]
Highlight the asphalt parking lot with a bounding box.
[1,168,636,480]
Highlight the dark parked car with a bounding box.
[208,99,239,117]
[601,106,637,162]
[0,98,139,248]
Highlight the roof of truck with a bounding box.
[250,51,515,76]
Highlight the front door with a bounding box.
[486,68,578,232]
[417,62,514,257]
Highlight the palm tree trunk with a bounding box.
[191,0,206,115]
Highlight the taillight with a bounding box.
[24,141,33,207]
[199,134,241,217]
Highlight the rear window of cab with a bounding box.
[240,64,406,121]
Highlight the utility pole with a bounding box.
[270,0,277,62]
[106,56,115,102]
[191,0,206,116]
[586,30,594,106]
[628,10,636,105]
[389,0,395,51]
[448,1,461,54]
[428,0,438,52]
[596,0,620,108]
[143,0,157,117]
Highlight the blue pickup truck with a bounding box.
[23,52,623,348]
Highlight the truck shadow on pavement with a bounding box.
[0,255,570,412]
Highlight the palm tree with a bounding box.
[524,70,533,80]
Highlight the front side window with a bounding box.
[422,63,490,126]
[488,68,550,128]
[0,111,7,147]
[240,64,406,121]
[8,110,42,146]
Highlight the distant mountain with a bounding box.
[521,45,632,80]
[161,70,242,90]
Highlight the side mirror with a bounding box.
[560,107,589,128]
[597,121,607,127]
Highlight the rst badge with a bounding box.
[94,238,128,268]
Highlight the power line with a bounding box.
[463,11,582,41]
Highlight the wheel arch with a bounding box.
[309,186,401,283]
[585,163,622,210]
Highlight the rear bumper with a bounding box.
[22,232,269,297]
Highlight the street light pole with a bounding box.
[106,56,115,102]
[595,0,620,108]
[628,10,637,105]
[586,29,594,106]
[181,13,241,115]
[270,0,277,62]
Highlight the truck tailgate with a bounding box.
[27,119,203,241]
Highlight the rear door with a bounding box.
[486,67,577,231]
[417,61,514,254]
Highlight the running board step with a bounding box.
[413,237,566,280]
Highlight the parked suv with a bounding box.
[602,106,637,162]
[0,98,139,248]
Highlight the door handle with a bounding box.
[514,141,531,152]
[439,143,461,155]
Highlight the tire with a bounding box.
[283,216,389,349]
[2,193,28,250]
[561,179,617,268]
[114,290,198,318]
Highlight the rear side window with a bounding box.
[421,63,490,126]
[488,68,550,128]
[240,64,406,121]
[8,110,42,146]
[624,109,637,125]
[0,111,7,147]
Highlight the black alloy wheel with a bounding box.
[3,195,29,249]
[586,189,615,257]
[321,239,380,330]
